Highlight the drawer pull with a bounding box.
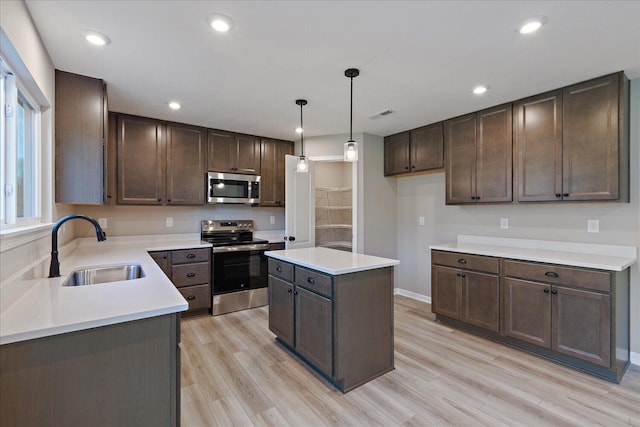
[555,193,562,198]
[457,259,467,264]
[276,266,283,272]
[551,289,558,295]
[307,277,315,285]
[461,273,466,278]
[186,272,196,278]
[544,288,550,293]
[545,271,559,278]
[186,253,196,259]
[186,295,196,300]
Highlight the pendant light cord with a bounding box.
[300,102,304,156]
[349,75,353,142]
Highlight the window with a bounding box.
[1,57,41,228]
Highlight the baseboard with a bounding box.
[631,351,640,367]
[394,288,431,304]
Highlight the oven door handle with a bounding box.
[212,243,270,253]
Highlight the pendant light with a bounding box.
[344,68,360,162]
[295,99,308,173]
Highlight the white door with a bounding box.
[284,155,315,249]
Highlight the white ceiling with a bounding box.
[25,0,640,141]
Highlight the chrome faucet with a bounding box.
[48,214,107,278]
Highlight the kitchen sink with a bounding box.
[62,263,145,286]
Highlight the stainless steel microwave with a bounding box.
[207,172,261,204]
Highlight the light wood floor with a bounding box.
[180,296,640,426]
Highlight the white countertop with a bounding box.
[265,247,399,275]
[429,235,637,271]
[254,230,285,244]
[0,234,211,345]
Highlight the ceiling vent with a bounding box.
[368,109,393,119]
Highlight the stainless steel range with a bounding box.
[201,220,270,315]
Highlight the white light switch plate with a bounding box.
[98,218,108,229]
[166,217,173,227]
[587,219,599,233]
[419,216,425,226]
[500,218,509,229]
[270,216,276,225]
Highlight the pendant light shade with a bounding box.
[295,99,308,173]
[344,68,359,162]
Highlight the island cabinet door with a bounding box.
[431,265,462,319]
[503,278,551,349]
[268,276,294,347]
[295,286,333,377]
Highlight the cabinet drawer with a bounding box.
[432,250,499,274]
[504,260,610,292]
[172,262,209,287]
[178,284,211,311]
[268,259,294,282]
[171,248,210,265]
[295,266,332,298]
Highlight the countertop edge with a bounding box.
[266,248,400,275]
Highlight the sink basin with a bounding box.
[62,263,145,286]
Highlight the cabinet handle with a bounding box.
[555,193,562,198]
[162,256,167,259]
[276,266,283,272]
[186,253,196,258]
[461,273,466,278]
[544,288,550,293]
[544,271,559,278]
[405,166,410,170]
[187,295,196,300]
[551,289,558,295]
[294,291,298,295]
[187,272,196,278]
[287,289,292,293]
[168,199,172,203]
[307,277,315,285]
[563,193,569,197]
[157,198,161,202]
[106,195,112,199]
[456,273,461,277]
[411,165,416,169]
[457,259,467,264]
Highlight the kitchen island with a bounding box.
[0,234,209,427]
[265,247,399,392]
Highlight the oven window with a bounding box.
[212,250,267,294]
[210,179,248,198]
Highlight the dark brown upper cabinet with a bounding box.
[445,104,513,205]
[116,114,205,205]
[55,70,108,204]
[384,122,443,176]
[260,138,293,206]
[207,130,261,175]
[515,72,629,202]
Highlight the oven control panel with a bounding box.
[201,220,255,233]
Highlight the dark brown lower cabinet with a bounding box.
[0,314,180,427]
[268,259,394,392]
[432,250,630,382]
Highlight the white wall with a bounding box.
[0,0,73,282]
[396,77,640,354]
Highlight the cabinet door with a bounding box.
[207,130,235,173]
[503,278,550,348]
[476,104,512,203]
[260,138,292,206]
[236,134,261,175]
[462,271,499,333]
[117,115,165,205]
[268,276,295,347]
[55,70,106,204]
[514,90,563,202]
[384,131,410,175]
[562,73,619,201]
[410,122,444,172]
[149,251,171,277]
[295,286,333,376]
[445,113,476,204]
[552,286,611,367]
[431,265,461,319]
[166,124,206,205]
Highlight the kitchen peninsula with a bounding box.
[266,247,399,392]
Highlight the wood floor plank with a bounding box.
[180,295,640,426]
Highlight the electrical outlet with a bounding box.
[587,219,599,233]
[419,216,425,226]
[500,218,509,229]
[98,218,108,229]
[270,215,276,225]
[166,217,173,227]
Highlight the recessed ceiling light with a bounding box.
[83,30,111,46]
[295,127,303,134]
[519,16,547,34]
[207,14,234,32]
[472,85,489,95]
[168,102,181,110]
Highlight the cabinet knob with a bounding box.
[186,253,196,258]
[288,236,296,242]
[457,259,467,264]
[563,193,569,197]
[293,291,298,295]
[106,195,112,199]
[287,289,292,293]
[186,272,196,278]
[157,198,161,202]
[411,165,416,169]
[187,295,196,300]
[276,266,283,272]
[551,289,558,295]
[555,193,562,198]
[544,288,550,293]
[405,166,410,170]
[544,271,559,278]
[168,199,172,203]
[307,277,315,285]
